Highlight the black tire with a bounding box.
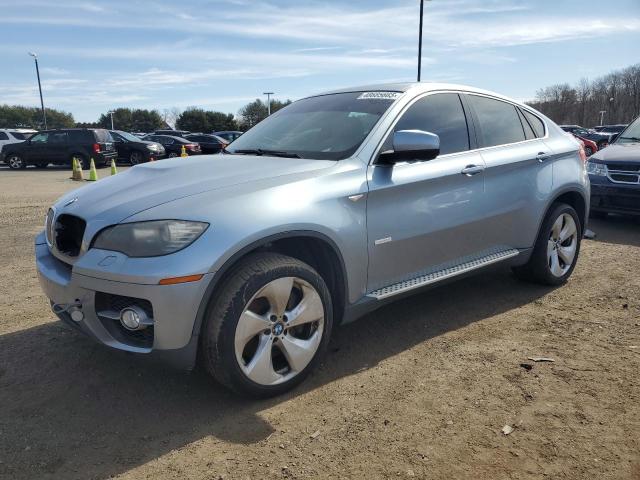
[130,150,144,165]
[168,152,178,158]
[72,154,88,170]
[585,146,593,157]
[6,154,26,169]
[512,203,582,286]
[201,252,333,398]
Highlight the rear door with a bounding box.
[47,131,69,163]
[366,92,492,292]
[465,94,553,249]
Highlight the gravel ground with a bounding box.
[0,166,639,480]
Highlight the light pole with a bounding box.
[599,110,606,126]
[417,0,432,82]
[263,92,274,116]
[28,52,47,130]
[107,110,115,130]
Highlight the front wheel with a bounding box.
[168,152,178,158]
[6,154,26,169]
[201,253,333,397]
[513,203,581,285]
[584,146,593,157]
[130,150,143,165]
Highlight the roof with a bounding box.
[308,81,527,107]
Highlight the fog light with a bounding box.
[120,306,148,331]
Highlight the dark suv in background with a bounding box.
[587,116,640,217]
[3,128,116,169]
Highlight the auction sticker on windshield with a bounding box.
[357,91,402,100]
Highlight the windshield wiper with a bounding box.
[618,136,640,142]
[231,148,300,158]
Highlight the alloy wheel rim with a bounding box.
[8,156,22,168]
[547,213,577,277]
[131,152,141,164]
[234,276,324,386]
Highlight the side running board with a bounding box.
[367,249,519,300]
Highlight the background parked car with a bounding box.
[212,130,243,143]
[572,134,598,156]
[593,124,628,142]
[0,128,38,164]
[153,129,190,137]
[109,130,165,164]
[587,116,640,218]
[142,134,201,157]
[560,125,613,150]
[3,128,116,169]
[183,133,228,154]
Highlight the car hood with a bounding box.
[53,154,334,223]
[590,143,640,163]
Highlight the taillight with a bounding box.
[93,143,101,154]
[578,144,587,163]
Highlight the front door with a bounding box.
[366,92,492,293]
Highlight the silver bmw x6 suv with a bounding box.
[37,83,589,397]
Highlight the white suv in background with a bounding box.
[0,129,38,164]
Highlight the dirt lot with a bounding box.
[0,166,639,480]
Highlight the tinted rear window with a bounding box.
[0,132,8,140]
[468,95,525,147]
[94,130,113,142]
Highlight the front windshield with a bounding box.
[114,130,140,142]
[227,91,400,160]
[615,118,640,144]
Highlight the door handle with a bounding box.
[536,152,551,162]
[461,164,485,176]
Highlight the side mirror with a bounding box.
[377,130,440,165]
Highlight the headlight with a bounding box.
[146,144,159,151]
[92,220,208,257]
[586,161,607,176]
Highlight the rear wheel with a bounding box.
[513,203,581,286]
[201,252,333,397]
[6,154,26,169]
[72,154,88,170]
[584,146,593,156]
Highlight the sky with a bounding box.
[0,0,638,123]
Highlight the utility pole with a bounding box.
[263,92,274,116]
[599,110,606,126]
[28,52,47,129]
[108,111,115,130]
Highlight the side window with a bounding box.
[468,95,525,147]
[393,93,470,155]
[30,133,49,143]
[522,110,545,138]
[0,132,9,140]
[517,109,535,140]
[49,132,68,144]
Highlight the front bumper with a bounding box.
[35,233,211,368]
[590,176,640,215]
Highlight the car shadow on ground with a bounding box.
[0,268,553,480]
[587,214,640,247]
